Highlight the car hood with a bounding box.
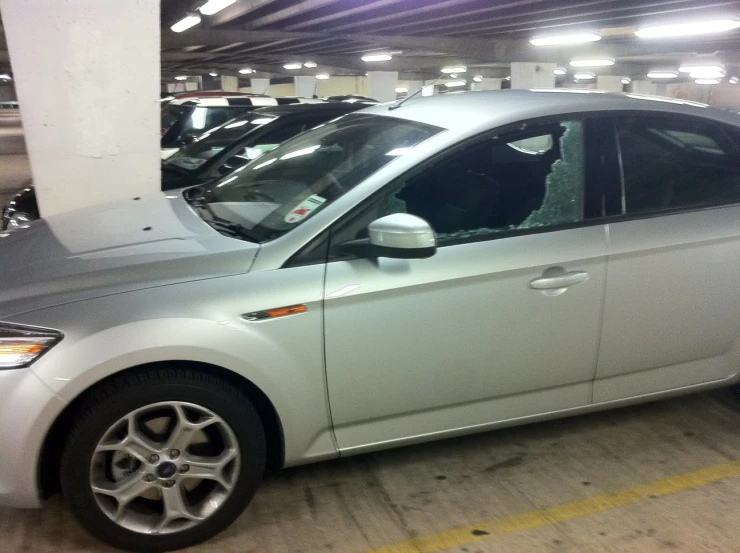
[0,193,260,318]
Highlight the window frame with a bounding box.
[605,111,740,222]
[324,113,613,256]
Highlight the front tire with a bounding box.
[60,367,266,552]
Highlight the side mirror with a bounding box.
[335,213,437,259]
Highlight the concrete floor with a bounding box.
[0,391,739,553]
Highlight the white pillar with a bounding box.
[0,0,160,217]
[251,78,270,95]
[597,76,625,93]
[221,75,239,92]
[511,62,556,89]
[632,80,657,95]
[294,76,317,98]
[473,78,502,91]
[367,71,398,103]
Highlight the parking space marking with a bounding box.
[363,460,740,553]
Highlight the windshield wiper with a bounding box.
[189,196,258,242]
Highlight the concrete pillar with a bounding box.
[0,0,160,217]
[511,62,556,89]
[422,80,438,96]
[597,76,625,93]
[295,76,317,98]
[221,75,239,92]
[632,80,657,95]
[367,71,398,103]
[251,78,270,95]
[472,78,502,91]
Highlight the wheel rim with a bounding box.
[89,401,241,535]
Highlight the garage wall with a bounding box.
[316,76,369,97]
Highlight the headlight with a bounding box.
[0,323,63,369]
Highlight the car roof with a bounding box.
[250,102,372,117]
[360,89,740,134]
[170,96,278,107]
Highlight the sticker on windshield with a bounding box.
[285,195,326,223]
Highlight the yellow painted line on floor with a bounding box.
[363,460,740,553]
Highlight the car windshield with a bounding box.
[198,113,442,242]
[164,113,278,172]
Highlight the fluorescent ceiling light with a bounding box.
[553,68,567,76]
[303,62,317,68]
[530,33,601,46]
[239,68,254,74]
[621,77,631,84]
[695,79,721,85]
[361,54,392,62]
[198,0,235,15]
[647,71,678,79]
[170,13,201,32]
[174,75,187,81]
[473,75,483,82]
[284,63,302,70]
[730,77,739,84]
[574,72,595,80]
[209,72,218,77]
[0,74,11,80]
[441,66,467,73]
[570,59,614,67]
[315,74,330,80]
[689,70,725,79]
[394,87,409,93]
[444,80,467,88]
[636,19,740,39]
[678,64,724,73]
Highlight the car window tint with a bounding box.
[615,117,740,214]
[379,120,585,243]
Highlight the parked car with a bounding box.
[1,103,366,231]
[3,90,740,552]
[160,95,279,159]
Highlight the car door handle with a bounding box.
[529,270,589,290]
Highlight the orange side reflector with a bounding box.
[264,305,307,318]
[0,343,44,355]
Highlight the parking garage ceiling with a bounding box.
[155,0,740,81]
[2,1,740,82]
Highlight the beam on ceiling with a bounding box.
[204,0,281,27]
[245,0,341,29]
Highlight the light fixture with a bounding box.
[573,72,596,80]
[239,68,254,74]
[170,13,201,33]
[0,73,11,80]
[621,77,631,84]
[636,19,740,39]
[449,73,458,78]
[678,64,724,74]
[209,72,218,77]
[394,87,409,93]
[730,77,739,84]
[315,73,330,80]
[570,59,615,67]
[284,63,302,70]
[530,32,601,46]
[174,75,187,81]
[361,53,392,62]
[689,69,725,79]
[647,71,678,79]
[695,79,721,85]
[303,62,317,68]
[553,68,567,76]
[473,75,483,82]
[444,80,467,88]
[198,0,236,15]
[441,66,467,73]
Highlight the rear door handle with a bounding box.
[529,270,589,290]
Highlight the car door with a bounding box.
[323,117,611,451]
[594,114,740,402]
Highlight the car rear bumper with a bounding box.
[0,368,65,508]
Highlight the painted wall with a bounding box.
[0,0,161,217]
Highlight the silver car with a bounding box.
[2,90,740,551]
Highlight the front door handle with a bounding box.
[529,269,589,294]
